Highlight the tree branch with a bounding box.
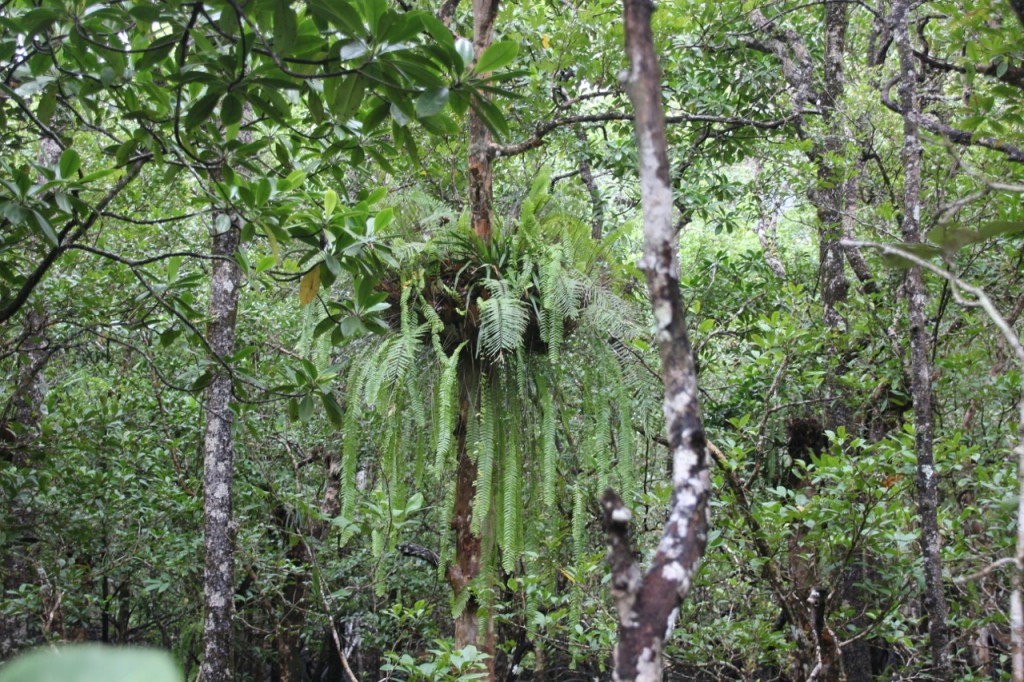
[0,157,149,326]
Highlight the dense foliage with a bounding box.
[2,0,1023,680]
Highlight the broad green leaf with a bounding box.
[321,392,344,427]
[0,644,180,682]
[307,0,363,35]
[58,149,81,179]
[298,393,314,422]
[221,92,243,126]
[274,2,297,54]
[473,40,518,74]
[419,13,455,50]
[470,96,509,139]
[333,75,366,120]
[415,87,449,118]
[307,89,325,123]
[324,189,339,218]
[31,210,58,247]
[185,91,221,129]
[339,39,370,61]
[390,101,412,127]
[36,86,57,124]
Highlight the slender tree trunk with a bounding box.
[892,1,952,677]
[602,3,711,681]
[200,193,244,682]
[449,359,486,650]
[574,126,604,240]
[815,0,850,335]
[467,0,499,244]
[447,2,500,676]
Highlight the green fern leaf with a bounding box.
[477,278,529,358]
[471,378,496,535]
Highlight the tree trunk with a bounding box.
[467,0,499,244]
[892,1,952,677]
[446,1,500,677]
[603,2,711,681]
[448,359,489,654]
[200,196,244,682]
[815,0,850,335]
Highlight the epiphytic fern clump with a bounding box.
[337,168,654,619]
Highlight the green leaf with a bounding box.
[390,101,412,127]
[333,75,366,121]
[469,96,509,139]
[324,189,339,218]
[298,393,314,422]
[0,644,180,682]
[307,89,325,123]
[58,149,81,179]
[419,13,455,50]
[36,86,57,125]
[221,92,243,126]
[339,39,370,61]
[415,87,449,118]
[31,210,58,247]
[307,0,364,35]
[185,91,222,130]
[473,40,518,74]
[274,2,297,54]
[321,392,344,427]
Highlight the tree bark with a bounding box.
[448,359,489,654]
[467,0,499,244]
[891,1,952,677]
[200,190,244,682]
[603,2,711,681]
[815,0,850,334]
[574,126,605,240]
[448,2,501,675]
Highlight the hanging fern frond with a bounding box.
[541,248,580,320]
[341,358,369,521]
[572,481,586,568]
[500,411,522,573]
[594,402,612,494]
[361,337,395,407]
[615,366,637,503]
[477,278,529,358]
[437,474,456,581]
[295,301,316,357]
[451,581,473,619]
[538,372,558,508]
[471,378,496,535]
[434,341,465,475]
